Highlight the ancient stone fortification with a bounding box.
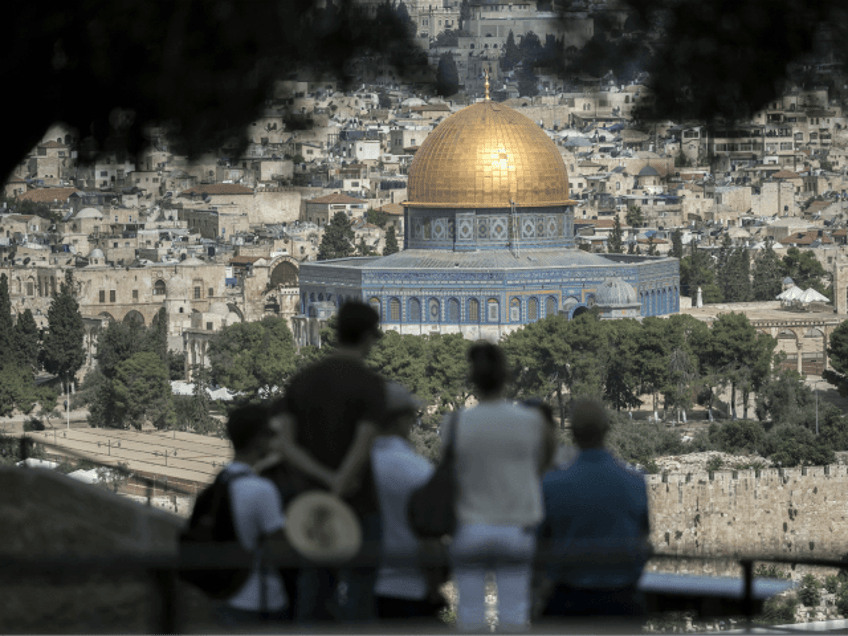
[648,465,848,562]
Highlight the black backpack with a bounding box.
[179,468,253,599]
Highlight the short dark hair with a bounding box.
[337,301,382,345]
[468,342,507,395]
[570,398,610,449]
[226,404,271,452]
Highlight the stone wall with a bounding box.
[648,465,848,562]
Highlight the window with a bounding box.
[409,298,421,322]
[390,297,400,321]
[154,280,166,296]
[99,290,106,303]
[428,298,440,322]
[510,297,520,322]
[468,298,480,322]
[206,322,213,331]
[546,296,557,316]
[448,298,460,322]
[100,171,107,176]
[487,299,499,322]
[528,297,539,321]
[110,290,116,302]
[369,296,381,317]
[132,290,138,301]
[208,287,214,297]
[194,286,201,299]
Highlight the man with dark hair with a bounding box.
[536,398,651,622]
[218,404,291,626]
[268,300,386,623]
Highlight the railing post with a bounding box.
[151,568,179,634]
[741,558,754,632]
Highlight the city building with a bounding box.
[295,88,680,344]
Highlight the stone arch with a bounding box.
[226,303,245,322]
[269,259,299,288]
[123,309,145,326]
[98,311,116,322]
[805,327,825,338]
[570,304,590,319]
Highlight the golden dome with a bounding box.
[407,101,574,208]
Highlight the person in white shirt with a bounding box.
[217,404,291,626]
[371,382,448,622]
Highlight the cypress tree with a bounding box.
[608,216,623,253]
[383,224,400,255]
[40,271,85,391]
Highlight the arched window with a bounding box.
[153,280,166,296]
[468,298,480,322]
[545,296,557,317]
[369,296,381,318]
[390,297,401,322]
[448,298,460,322]
[409,298,421,322]
[528,297,539,321]
[487,299,499,322]
[428,298,440,322]
[510,297,521,322]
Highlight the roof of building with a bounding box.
[379,203,404,216]
[39,140,66,148]
[75,207,104,219]
[779,231,833,245]
[229,255,263,265]
[772,170,801,180]
[407,101,574,208]
[307,192,365,205]
[180,184,253,196]
[17,187,81,204]
[638,165,660,177]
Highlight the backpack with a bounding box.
[179,468,253,599]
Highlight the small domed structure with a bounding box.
[76,207,103,219]
[87,248,106,266]
[782,276,795,291]
[594,277,641,320]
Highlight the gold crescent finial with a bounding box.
[484,67,490,101]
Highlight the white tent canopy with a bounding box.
[776,285,803,301]
[799,287,829,304]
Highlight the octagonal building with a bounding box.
[294,98,679,344]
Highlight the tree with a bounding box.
[366,208,389,228]
[752,241,784,301]
[517,31,543,66]
[680,240,722,302]
[111,351,175,430]
[0,274,14,357]
[383,224,399,255]
[317,211,354,260]
[501,30,520,71]
[719,246,753,302]
[13,309,40,373]
[357,237,376,256]
[516,64,539,97]
[625,205,644,228]
[783,247,829,295]
[40,271,85,392]
[435,52,460,97]
[670,229,684,259]
[603,318,643,412]
[208,316,298,398]
[608,216,623,253]
[824,319,848,395]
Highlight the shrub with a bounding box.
[606,417,685,466]
[758,593,797,624]
[710,420,765,454]
[22,417,45,432]
[755,564,790,580]
[836,586,848,616]
[799,574,822,607]
[826,575,841,594]
[706,456,724,472]
[760,424,834,467]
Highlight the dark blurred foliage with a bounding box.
[1,0,422,182]
[623,0,848,123]
[7,0,848,183]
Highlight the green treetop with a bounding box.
[40,271,85,390]
[383,224,400,255]
[317,211,355,260]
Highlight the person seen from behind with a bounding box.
[371,382,449,622]
[446,342,555,631]
[268,300,386,623]
[217,404,291,626]
[536,398,651,622]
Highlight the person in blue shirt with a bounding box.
[537,398,651,620]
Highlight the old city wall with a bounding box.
[647,465,848,567]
